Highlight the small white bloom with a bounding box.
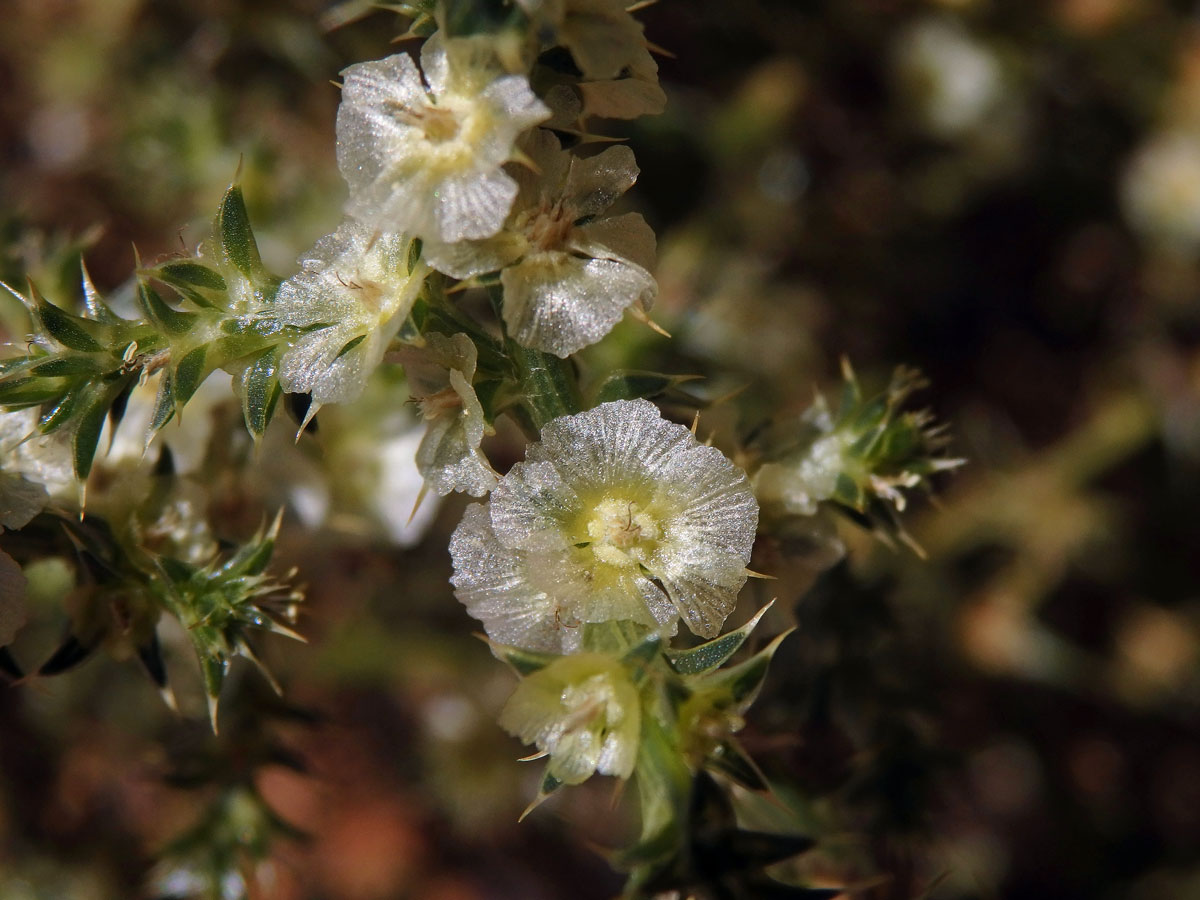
[450,399,758,652]
[426,129,656,357]
[1122,130,1200,250]
[275,220,427,413]
[0,408,73,529]
[395,332,499,497]
[499,653,641,784]
[336,36,550,243]
[893,19,1002,139]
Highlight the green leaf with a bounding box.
[0,378,70,409]
[29,356,101,378]
[705,740,769,792]
[137,279,199,336]
[489,641,560,675]
[620,634,663,682]
[697,629,794,711]
[150,372,176,434]
[594,370,699,405]
[518,767,565,821]
[37,300,104,352]
[667,602,774,676]
[173,345,209,407]
[833,471,863,509]
[632,714,692,846]
[218,185,265,281]
[240,348,283,440]
[407,237,423,274]
[72,386,115,479]
[336,334,366,358]
[157,262,227,292]
[38,388,87,433]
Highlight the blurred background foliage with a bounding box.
[2,0,1200,898]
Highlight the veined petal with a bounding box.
[449,504,584,653]
[573,212,657,274]
[436,167,520,242]
[565,144,639,219]
[501,252,654,357]
[490,459,580,552]
[336,53,427,196]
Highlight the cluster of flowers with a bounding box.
[0,4,958,888]
[276,3,662,499]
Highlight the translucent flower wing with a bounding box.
[436,167,521,243]
[475,77,552,169]
[565,144,639,219]
[416,368,498,497]
[423,231,524,279]
[449,504,583,653]
[528,399,691,496]
[501,253,654,357]
[572,212,657,274]
[490,459,580,551]
[336,53,427,198]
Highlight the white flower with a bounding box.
[336,36,550,243]
[0,408,73,530]
[395,332,498,497]
[275,220,427,415]
[425,129,656,357]
[499,653,640,784]
[1122,130,1200,250]
[893,19,1002,139]
[450,399,758,652]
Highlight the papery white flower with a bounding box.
[450,399,758,652]
[499,653,640,784]
[1122,130,1200,249]
[395,332,498,497]
[893,19,1002,139]
[336,37,550,243]
[426,129,656,357]
[0,408,73,530]
[275,220,427,415]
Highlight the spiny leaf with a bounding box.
[239,348,283,441]
[35,297,105,352]
[667,602,774,676]
[29,357,101,378]
[705,740,770,793]
[172,345,209,407]
[218,185,266,281]
[696,629,794,710]
[73,384,120,480]
[594,370,700,405]
[137,279,198,336]
[156,261,228,293]
[38,388,87,434]
[519,768,564,821]
[489,641,560,675]
[38,634,97,675]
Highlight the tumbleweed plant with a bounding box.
[0,2,960,898]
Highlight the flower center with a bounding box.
[586,498,660,568]
[521,200,575,252]
[419,386,462,420]
[388,99,461,143]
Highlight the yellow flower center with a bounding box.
[585,498,660,568]
[388,99,462,143]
